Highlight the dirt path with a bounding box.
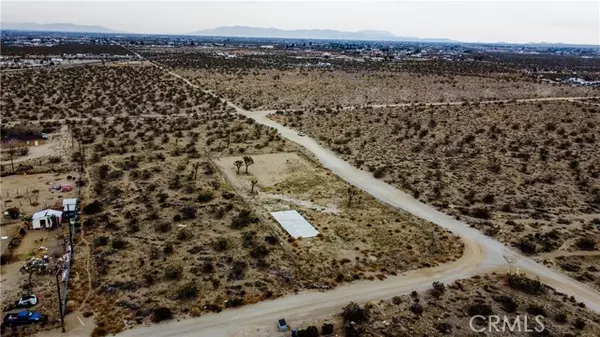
[112,58,600,337]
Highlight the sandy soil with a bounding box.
[308,273,600,337]
[270,101,600,260]
[178,67,596,110]
[0,172,78,215]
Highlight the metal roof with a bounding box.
[271,210,319,239]
[32,209,63,220]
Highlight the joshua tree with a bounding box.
[234,160,244,174]
[250,180,258,194]
[243,156,254,174]
[347,187,358,206]
[192,162,200,180]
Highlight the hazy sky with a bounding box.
[2,1,599,44]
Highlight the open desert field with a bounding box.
[1,61,463,336]
[270,101,600,265]
[143,51,597,110]
[0,61,223,122]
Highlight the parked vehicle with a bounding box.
[3,310,47,327]
[297,131,306,137]
[15,294,39,308]
[277,318,287,331]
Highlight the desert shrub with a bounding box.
[197,190,214,202]
[229,261,247,280]
[225,297,244,308]
[163,243,174,255]
[471,207,491,219]
[297,326,319,337]
[410,302,424,315]
[373,166,387,178]
[176,229,192,240]
[493,295,518,313]
[554,312,567,323]
[212,237,229,251]
[342,302,367,322]
[177,282,198,299]
[180,205,197,219]
[482,194,495,204]
[250,244,270,258]
[83,200,102,214]
[321,323,334,335]
[575,237,597,251]
[93,236,109,247]
[264,235,279,245]
[468,302,493,316]
[111,237,127,249]
[517,238,537,255]
[435,322,452,334]
[392,296,402,305]
[526,304,546,316]
[573,318,586,330]
[164,264,183,280]
[152,307,172,323]
[432,281,446,293]
[231,209,258,229]
[154,221,172,233]
[507,274,546,295]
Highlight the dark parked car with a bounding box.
[3,310,47,327]
[277,318,288,331]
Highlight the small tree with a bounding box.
[234,160,243,174]
[250,180,258,194]
[243,156,254,174]
[5,140,21,173]
[347,187,358,206]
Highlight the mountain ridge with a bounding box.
[2,22,122,33]
[191,26,454,42]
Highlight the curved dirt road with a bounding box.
[114,63,600,337]
[117,111,600,337]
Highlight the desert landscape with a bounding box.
[300,273,600,337]
[270,100,600,289]
[1,13,600,337]
[144,51,598,110]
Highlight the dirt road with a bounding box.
[112,59,600,337]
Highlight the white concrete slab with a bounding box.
[271,210,319,239]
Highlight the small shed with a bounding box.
[32,210,63,230]
[62,198,78,219]
[271,210,319,239]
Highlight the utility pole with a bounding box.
[55,272,65,332]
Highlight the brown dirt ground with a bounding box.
[301,273,600,337]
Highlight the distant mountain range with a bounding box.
[2,22,121,33]
[191,26,455,42]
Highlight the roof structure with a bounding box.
[63,198,78,211]
[270,210,319,239]
[32,209,63,220]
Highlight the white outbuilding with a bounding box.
[32,210,63,230]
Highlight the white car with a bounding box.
[297,131,306,137]
[16,294,39,308]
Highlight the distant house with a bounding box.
[62,198,78,220]
[32,210,63,230]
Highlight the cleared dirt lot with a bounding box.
[0,172,78,216]
[216,152,463,282]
